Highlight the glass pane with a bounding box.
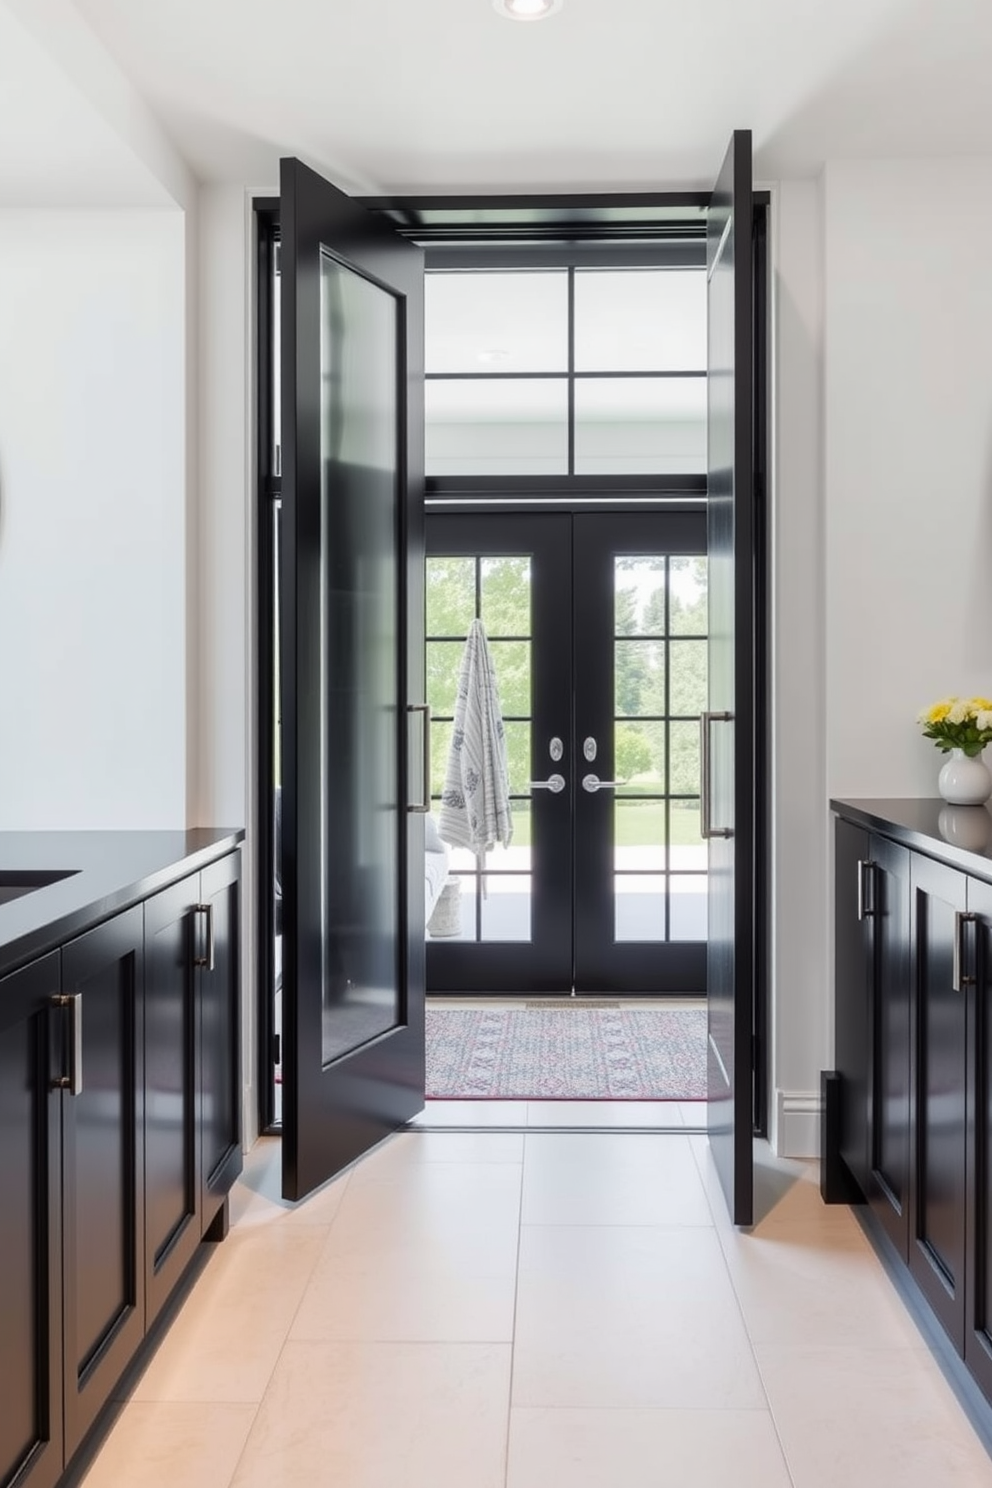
[615,640,665,718]
[426,556,476,636]
[430,720,453,799]
[668,722,701,796]
[574,378,706,476]
[614,720,665,794]
[503,721,532,795]
[426,641,463,720]
[481,556,531,637]
[669,640,707,716]
[481,876,532,941]
[670,802,707,871]
[425,271,568,373]
[429,873,475,941]
[489,640,530,717]
[669,556,707,636]
[614,800,666,872]
[615,875,666,942]
[615,557,666,636]
[318,253,399,1062]
[574,269,706,372]
[488,807,532,873]
[426,378,568,475]
[670,875,708,941]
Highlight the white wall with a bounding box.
[824,158,992,798]
[196,183,255,1141]
[0,210,188,828]
[769,178,829,1156]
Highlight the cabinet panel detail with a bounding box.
[0,954,62,1488]
[868,835,912,1260]
[910,855,967,1352]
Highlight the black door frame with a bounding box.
[253,191,770,1139]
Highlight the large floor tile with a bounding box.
[229,1137,352,1230]
[525,1100,685,1128]
[720,1221,923,1349]
[521,1133,711,1227]
[80,1402,257,1488]
[291,1209,518,1342]
[229,1340,511,1488]
[413,1099,529,1126]
[507,1407,793,1488]
[756,1344,992,1488]
[128,1226,325,1403]
[324,1158,522,1266]
[512,1224,765,1409]
[347,1128,524,1182]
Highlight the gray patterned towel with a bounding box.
[438,618,513,861]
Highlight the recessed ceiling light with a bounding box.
[493,0,563,21]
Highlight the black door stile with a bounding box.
[705,131,755,1225]
[280,158,426,1201]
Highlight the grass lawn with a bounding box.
[508,799,701,848]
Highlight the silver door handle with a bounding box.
[407,703,431,813]
[700,711,734,840]
[51,993,83,1095]
[528,773,565,793]
[194,903,215,971]
[582,774,624,793]
[953,911,978,992]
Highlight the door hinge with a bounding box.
[271,1033,281,1067]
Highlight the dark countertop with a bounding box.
[831,798,992,882]
[0,829,244,979]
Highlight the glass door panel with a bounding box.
[574,510,708,994]
[425,513,572,993]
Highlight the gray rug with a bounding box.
[426,1005,706,1100]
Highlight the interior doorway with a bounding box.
[426,507,708,995]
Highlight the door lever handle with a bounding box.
[528,773,565,794]
[581,774,625,793]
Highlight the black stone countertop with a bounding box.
[0,829,244,980]
[831,798,992,882]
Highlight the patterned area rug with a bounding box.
[426,1006,706,1100]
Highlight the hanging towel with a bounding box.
[438,618,513,863]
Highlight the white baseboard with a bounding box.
[775,1089,821,1159]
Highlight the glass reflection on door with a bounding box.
[426,555,533,941]
[612,555,708,942]
[318,251,402,1062]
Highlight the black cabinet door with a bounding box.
[60,906,144,1457]
[143,878,200,1324]
[199,853,242,1228]
[834,818,871,1197]
[0,953,63,1488]
[910,854,968,1351]
[868,834,912,1260]
[966,874,992,1394]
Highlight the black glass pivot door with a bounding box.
[279,158,427,1201]
[425,509,707,997]
[705,130,756,1226]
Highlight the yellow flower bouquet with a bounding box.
[918,697,992,758]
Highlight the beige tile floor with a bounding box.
[82,1119,992,1488]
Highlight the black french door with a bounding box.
[279,159,426,1201]
[425,508,707,996]
[705,131,756,1225]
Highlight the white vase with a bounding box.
[937,748,992,806]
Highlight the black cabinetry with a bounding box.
[832,801,992,1424]
[0,846,242,1488]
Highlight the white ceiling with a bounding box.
[0,1,171,206]
[68,0,992,193]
